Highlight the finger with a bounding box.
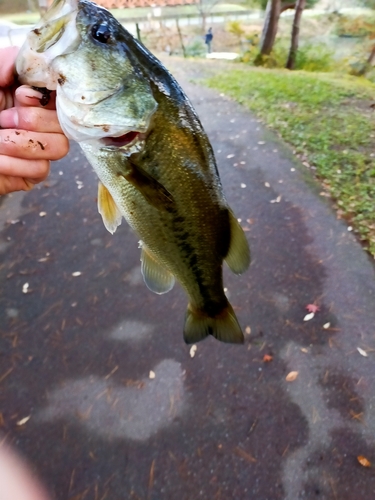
[0,129,69,161]
[0,445,51,500]
[0,154,50,182]
[0,174,35,195]
[0,89,15,113]
[15,86,57,111]
[0,107,64,134]
[0,47,19,87]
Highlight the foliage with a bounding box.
[241,40,335,72]
[206,66,375,256]
[226,20,246,39]
[185,38,207,57]
[359,0,375,7]
[334,15,375,38]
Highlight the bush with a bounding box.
[295,43,335,72]
[185,38,206,58]
[334,15,375,38]
[242,41,335,72]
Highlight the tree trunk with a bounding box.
[367,43,375,67]
[258,0,281,56]
[255,0,298,65]
[286,0,306,70]
[176,19,187,58]
[353,44,375,77]
[201,12,207,33]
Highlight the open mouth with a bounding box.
[101,131,140,148]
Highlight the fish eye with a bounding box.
[91,24,111,44]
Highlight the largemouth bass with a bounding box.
[16,0,250,344]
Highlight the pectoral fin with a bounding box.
[97,181,122,234]
[119,159,175,212]
[140,245,175,294]
[225,210,251,275]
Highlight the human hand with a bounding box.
[0,444,51,500]
[0,46,69,195]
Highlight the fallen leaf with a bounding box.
[263,354,273,363]
[17,416,31,426]
[270,195,282,203]
[357,347,368,357]
[149,370,155,379]
[234,447,257,463]
[306,304,320,313]
[358,455,371,467]
[286,371,298,382]
[303,312,315,321]
[190,345,197,358]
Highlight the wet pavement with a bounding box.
[1,57,375,500]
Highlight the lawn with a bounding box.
[205,67,375,257]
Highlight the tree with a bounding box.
[259,0,281,57]
[255,0,317,64]
[286,0,306,69]
[196,0,221,33]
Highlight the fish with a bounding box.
[16,0,250,344]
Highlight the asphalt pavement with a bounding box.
[1,57,375,500]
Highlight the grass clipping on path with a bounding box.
[206,67,375,258]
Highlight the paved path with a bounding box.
[1,57,375,500]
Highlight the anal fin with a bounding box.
[140,244,175,295]
[98,181,122,234]
[225,210,251,275]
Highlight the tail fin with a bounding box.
[183,302,244,344]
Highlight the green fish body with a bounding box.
[16,0,250,343]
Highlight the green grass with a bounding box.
[206,67,375,257]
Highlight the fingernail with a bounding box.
[15,86,44,101]
[0,108,19,128]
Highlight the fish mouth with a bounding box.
[100,130,146,151]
